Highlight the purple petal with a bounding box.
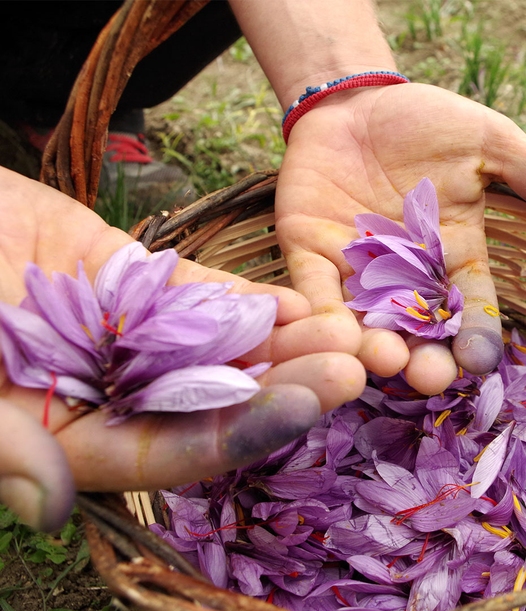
[23,263,102,353]
[95,243,178,330]
[0,302,101,383]
[403,178,446,269]
[325,515,417,556]
[347,555,394,586]
[105,364,261,424]
[356,253,445,292]
[153,281,232,312]
[198,541,229,589]
[354,418,421,471]
[471,423,515,499]
[116,310,220,350]
[354,213,411,240]
[249,468,337,500]
[472,373,504,432]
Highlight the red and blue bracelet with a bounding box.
[282,70,410,143]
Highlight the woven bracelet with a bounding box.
[282,70,410,143]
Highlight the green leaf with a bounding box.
[60,520,77,546]
[35,541,67,565]
[0,506,17,530]
[27,548,47,563]
[0,532,12,554]
[0,599,16,611]
[38,566,54,579]
[73,538,90,572]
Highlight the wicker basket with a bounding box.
[39,1,526,610]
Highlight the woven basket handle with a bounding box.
[40,0,209,209]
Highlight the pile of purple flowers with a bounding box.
[151,180,526,610]
[0,242,276,424]
[152,341,526,610]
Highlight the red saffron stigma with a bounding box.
[357,409,371,422]
[178,481,200,496]
[331,586,351,607]
[417,532,431,562]
[266,587,277,604]
[100,312,123,336]
[43,371,57,428]
[365,230,374,237]
[312,453,326,467]
[386,556,400,569]
[288,571,300,578]
[229,358,253,369]
[185,518,271,539]
[392,483,468,525]
[310,531,328,543]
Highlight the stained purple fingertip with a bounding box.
[220,385,321,466]
[452,327,504,375]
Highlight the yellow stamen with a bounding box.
[117,314,126,335]
[458,366,464,379]
[80,324,94,341]
[473,446,487,462]
[481,571,491,578]
[513,343,526,354]
[484,305,500,317]
[417,243,426,249]
[457,392,470,398]
[514,566,526,592]
[481,522,512,539]
[437,308,452,320]
[298,515,305,525]
[513,493,523,513]
[434,410,452,427]
[456,426,468,436]
[413,290,430,310]
[406,307,431,321]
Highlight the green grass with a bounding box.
[0,505,110,611]
[395,1,522,117]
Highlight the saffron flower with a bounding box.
[153,326,526,610]
[0,242,277,424]
[343,178,463,339]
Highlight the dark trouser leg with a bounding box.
[0,1,242,128]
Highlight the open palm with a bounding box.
[276,82,526,392]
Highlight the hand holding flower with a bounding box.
[276,83,526,392]
[0,166,366,530]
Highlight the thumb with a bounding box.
[444,225,503,375]
[60,384,322,492]
[0,399,75,531]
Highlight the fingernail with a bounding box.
[0,476,46,531]
[452,327,504,375]
[221,384,321,465]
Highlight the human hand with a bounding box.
[276,82,526,394]
[0,167,367,530]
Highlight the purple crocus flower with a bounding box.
[0,242,277,423]
[144,176,526,611]
[342,178,463,339]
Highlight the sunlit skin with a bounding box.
[0,167,366,531]
[276,83,526,392]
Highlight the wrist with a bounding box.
[229,0,399,110]
[279,60,399,113]
[282,70,410,143]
